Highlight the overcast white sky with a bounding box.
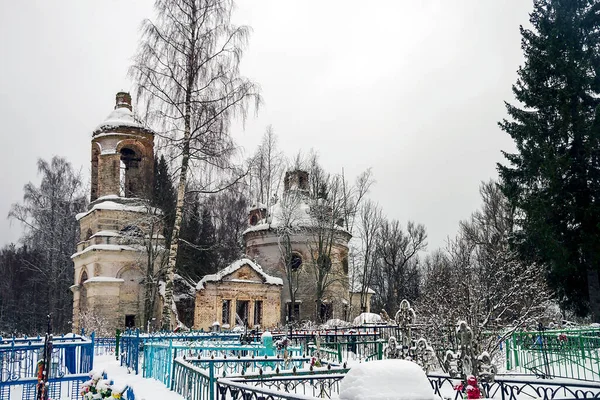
[0,0,530,251]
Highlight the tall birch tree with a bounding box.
[131,0,260,329]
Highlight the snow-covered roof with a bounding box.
[196,258,283,290]
[71,244,143,259]
[76,198,162,220]
[242,192,351,237]
[93,106,145,134]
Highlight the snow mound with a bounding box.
[352,312,383,325]
[339,359,436,400]
[322,318,351,328]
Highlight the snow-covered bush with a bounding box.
[79,311,114,338]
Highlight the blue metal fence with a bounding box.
[94,337,116,356]
[0,333,94,380]
[0,333,94,400]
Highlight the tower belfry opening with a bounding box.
[119,147,143,197]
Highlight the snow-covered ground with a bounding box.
[93,355,183,400]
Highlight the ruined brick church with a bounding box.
[72,93,371,332]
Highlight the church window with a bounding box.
[317,254,332,271]
[79,270,88,314]
[80,270,88,285]
[119,147,142,197]
[342,256,349,275]
[290,253,303,271]
[222,299,231,325]
[254,300,263,326]
[319,302,332,321]
[125,314,136,328]
[250,214,258,226]
[236,300,249,325]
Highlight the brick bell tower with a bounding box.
[91,92,154,201]
[71,92,161,333]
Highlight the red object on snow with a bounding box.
[465,376,482,399]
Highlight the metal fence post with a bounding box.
[90,332,95,372]
[512,332,519,369]
[168,340,174,387]
[134,329,140,375]
[209,361,215,400]
[115,329,121,361]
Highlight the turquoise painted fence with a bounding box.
[505,327,600,381]
[119,330,242,374]
[142,339,303,387]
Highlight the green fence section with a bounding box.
[307,340,384,363]
[170,356,345,400]
[505,327,600,381]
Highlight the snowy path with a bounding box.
[93,355,184,400]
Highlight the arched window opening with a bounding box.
[80,270,88,285]
[249,214,258,226]
[290,253,303,271]
[120,148,139,166]
[79,270,88,314]
[119,147,142,197]
[342,256,349,275]
[317,254,332,272]
[91,144,100,201]
[319,301,332,322]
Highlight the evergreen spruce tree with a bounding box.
[197,208,218,277]
[176,197,201,280]
[152,155,177,246]
[498,0,600,318]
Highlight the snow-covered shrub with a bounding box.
[79,311,114,338]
